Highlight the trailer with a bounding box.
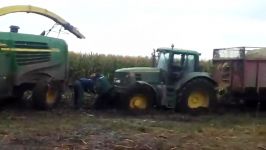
[213,47,266,105]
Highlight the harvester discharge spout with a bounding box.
[0,5,85,39]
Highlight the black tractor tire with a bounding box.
[93,89,117,110]
[93,93,110,110]
[176,78,217,113]
[32,80,61,110]
[14,85,34,108]
[121,85,154,114]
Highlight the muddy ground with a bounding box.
[0,97,266,150]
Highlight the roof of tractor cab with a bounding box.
[157,47,201,55]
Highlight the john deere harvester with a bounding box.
[0,5,84,109]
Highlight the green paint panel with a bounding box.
[0,32,68,97]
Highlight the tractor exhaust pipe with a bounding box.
[10,25,20,33]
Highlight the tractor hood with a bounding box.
[115,67,161,85]
[116,67,160,73]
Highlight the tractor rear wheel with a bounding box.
[32,80,61,110]
[122,85,153,114]
[176,78,216,113]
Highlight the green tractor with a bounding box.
[0,5,84,109]
[97,46,217,113]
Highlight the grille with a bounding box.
[15,41,49,49]
[16,51,51,65]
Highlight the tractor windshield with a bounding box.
[157,52,169,71]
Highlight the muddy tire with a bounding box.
[93,89,116,110]
[93,94,109,110]
[14,85,34,108]
[176,78,217,113]
[122,85,154,114]
[32,80,61,110]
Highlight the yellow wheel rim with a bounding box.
[188,91,209,109]
[46,87,57,105]
[129,95,147,110]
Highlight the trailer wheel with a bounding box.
[32,80,61,110]
[176,78,216,113]
[123,85,153,114]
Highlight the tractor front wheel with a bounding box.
[176,78,216,113]
[122,85,153,114]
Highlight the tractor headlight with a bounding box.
[114,72,135,85]
[114,78,121,84]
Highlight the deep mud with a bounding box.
[0,97,266,150]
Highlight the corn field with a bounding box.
[68,52,212,82]
[200,60,213,73]
[68,52,152,82]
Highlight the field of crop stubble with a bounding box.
[0,95,266,150]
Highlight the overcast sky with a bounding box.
[1,0,266,59]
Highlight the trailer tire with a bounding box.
[32,80,61,110]
[176,78,217,113]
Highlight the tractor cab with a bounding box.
[156,47,201,83]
